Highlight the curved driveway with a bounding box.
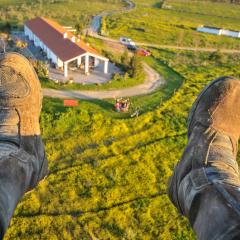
[43,63,164,99]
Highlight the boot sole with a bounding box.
[187,76,235,138]
[0,52,42,107]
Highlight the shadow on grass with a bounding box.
[152,1,164,9]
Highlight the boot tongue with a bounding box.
[0,109,20,147]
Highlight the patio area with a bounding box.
[49,61,121,84]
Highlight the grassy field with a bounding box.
[165,0,240,19]
[0,0,125,28]
[107,0,240,49]
[3,47,240,239]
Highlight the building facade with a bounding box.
[24,17,109,77]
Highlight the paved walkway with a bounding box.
[43,63,164,99]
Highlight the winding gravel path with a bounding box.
[43,63,164,99]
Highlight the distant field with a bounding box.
[107,0,240,49]
[165,0,240,20]
[0,0,125,27]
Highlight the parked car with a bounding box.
[120,37,136,46]
[120,37,131,45]
[137,48,151,56]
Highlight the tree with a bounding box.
[4,22,11,33]
[130,53,143,78]
[30,60,49,78]
[121,49,129,67]
[75,23,84,36]
[101,16,107,35]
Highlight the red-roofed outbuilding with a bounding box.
[24,17,109,77]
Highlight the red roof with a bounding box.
[25,17,103,62]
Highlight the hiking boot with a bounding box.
[0,52,48,238]
[168,76,240,239]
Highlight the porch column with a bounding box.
[85,54,89,74]
[64,62,68,77]
[104,60,109,74]
[94,58,99,67]
[77,57,81,67]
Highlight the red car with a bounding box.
[137,48,151,57]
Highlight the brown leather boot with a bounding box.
[0,52,48,238]
[168,77,240,240]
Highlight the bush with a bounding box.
[30,59,49,78]
[130,54,144,79]
[120,49,129,68]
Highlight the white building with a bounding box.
[24,17,109,77]
[197,25,240,38]
[221,29,240,38]
[197,26,222,35]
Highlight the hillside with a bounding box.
[3,48,240,239]
[2,0,240,239]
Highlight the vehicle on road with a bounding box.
[120,37,132,45]
[127,44,137,51]
[120,37,137,51]
[120,36,136,45]
[137,48,151,56]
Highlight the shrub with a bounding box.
[30,59,49,78]
[130,54,144,79]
